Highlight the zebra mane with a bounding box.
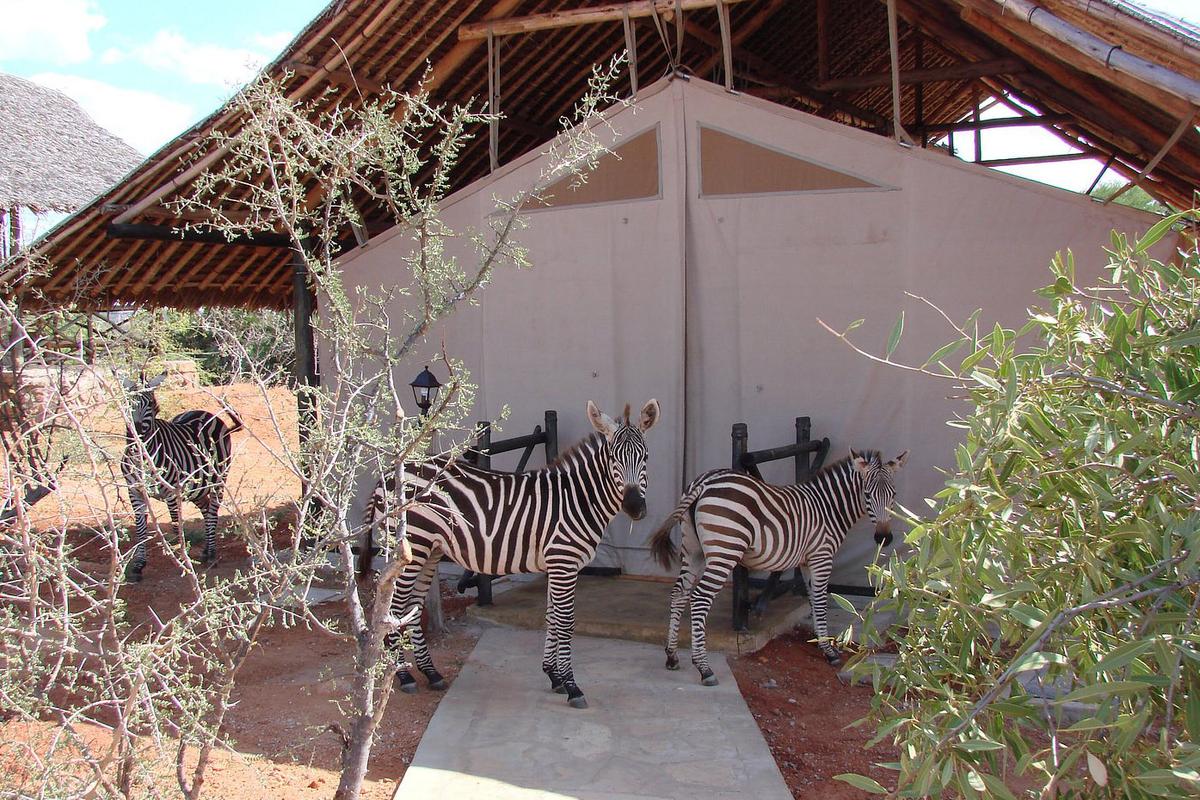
[544,431,607,471]
[800,450,881,484]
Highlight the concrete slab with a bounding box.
[393,628,791,800]
[468,574,814,654]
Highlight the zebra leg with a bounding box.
[541,579,563,693]
[166,493,185,561]
[547,567,587,709]
[664,557,696,671]
[406,555,449,690]
[386,547,433,694]
[808,556,842,666]
[688,555,740,686]
[126,486,150,583]
[200,490,221,565]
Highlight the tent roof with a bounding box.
[8,0,1200,310]
[0,73,143,214]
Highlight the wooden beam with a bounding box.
[459,0,751,41]
[814,58,1024,91]
[1104,111,1198,205]
[920,113,1069,133]
[967,0,1200,109]
[106,223,293,249]
[976,151,1095,167]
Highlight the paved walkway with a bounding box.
[393,628,791,800]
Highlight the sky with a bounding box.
[0,0,1196,217]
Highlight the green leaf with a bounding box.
[1012,650,1068,674]
[1186,684,1200,743]
[1059,681,1148,704]
[922,337,970,370]
[1092,639,1155,674]
[1135,210,1184,253]
[831,593,858,614]
[886,311,905,358]
[953,739,1007,753]
[833,774,888,794]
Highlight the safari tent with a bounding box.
[336,74,1164,582]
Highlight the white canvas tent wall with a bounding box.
[338,76,1161,585]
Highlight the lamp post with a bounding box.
[409,365,442,418]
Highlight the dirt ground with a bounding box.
[11,380,895,799]
[730,633,898,799]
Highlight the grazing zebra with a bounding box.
[648,448,907,683]
[121,374,242,582]
[365,399,660,709]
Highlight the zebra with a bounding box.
[364,399,660,709]
[121,373,242,582]
[648,448,907,683]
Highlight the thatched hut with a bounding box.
[0,72,142,259]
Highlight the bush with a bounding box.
[842,214,1200,798]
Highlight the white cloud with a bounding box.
[250,31,295,54]
[0,0,105,65]
[111,29,273,90]
[31,72,196,155]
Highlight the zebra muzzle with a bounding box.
[622,489,647,520]
[874,528,893,547]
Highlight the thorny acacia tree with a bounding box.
[1,61,623,799]
[0,270,302,799]
[179,62,625,800]
[830,213,1200,798]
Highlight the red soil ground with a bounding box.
[9,381,895,798]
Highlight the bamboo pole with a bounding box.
[960,0,1200,111]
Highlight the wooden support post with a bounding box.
[973,91,983,163]
[915,37,926,147]
[622,8,639,97]
[730,422,751,632]
[487,29,500,173]
[544,410,559,461]
[816,0,829,84]
[886,0,914,145]
[715,0,733,90]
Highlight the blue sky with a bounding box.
[1,0,1196,192]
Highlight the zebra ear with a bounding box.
[587,401,617,437]
[887,450,909,472]
[638,399,660,432]
[121,376,137,392]
[146,373,167,390]
[850,448,870,474]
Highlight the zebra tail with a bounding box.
[649,472,717,570]
[224,407,245,435]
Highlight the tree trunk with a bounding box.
[333,712,375,800]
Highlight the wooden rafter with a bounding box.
[458,0,752,41]
[814,57,1023,91]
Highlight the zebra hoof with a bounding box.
[567,695,589,709]
[552,683,567,694]
[700,671,719,687]
[124,566,144,584]
[665,655,680,671]
[426,672,448,691]
[396,672,419,694]
[824,652,843,668]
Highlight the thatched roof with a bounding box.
[9,0,1200,310]
[0,73,143,214]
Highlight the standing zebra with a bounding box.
[366,399,660,709]
[122,374,242,582]
[648,448,907,683]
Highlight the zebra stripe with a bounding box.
[648,448,907,682]
[121,376,241,582]
[366,399,659,708]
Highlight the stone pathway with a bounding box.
[393,628,791,800]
